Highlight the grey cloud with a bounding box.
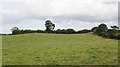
[2,14,117,26]
[1,0,118,34]
[52,15,117,23]
[1,0,118,24]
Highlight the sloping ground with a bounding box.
[2,33,118,65]
[0,35,2,66]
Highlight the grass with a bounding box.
[2,33,118,65]
[0,35,2,66]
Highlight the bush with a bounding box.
[12,30,45,34]
[54,29,76,34]
[77,29,91,33]
[92,24,120,40]
[12,29,91,35]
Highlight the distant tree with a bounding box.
[107,29,114,33]
[58,29,66,34]
[45,20,55,33]
[81,29,91,33]
[95,24,108,34]
[66,29,76,33]
[111,25,119,30]
[91,27,98,32]
[55,29,61,33]
[11,27,19,31]
[98,24,108,32]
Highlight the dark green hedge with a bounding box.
[12,29,91,34]
[94,29,120,40]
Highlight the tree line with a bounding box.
[11,20,91,34]
[91,24,120,39]
[11,20,120,39]
[11,29,91,34]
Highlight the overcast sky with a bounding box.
[0,0,119,34]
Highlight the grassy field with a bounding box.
[2,33,118,65]
[0,35,2,66]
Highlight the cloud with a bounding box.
[0,0,118,34]
[55,20,118,30]
[2,0,118,22]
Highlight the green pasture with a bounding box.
[2,33,118,65]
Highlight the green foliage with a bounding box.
[11,23,119,40]
[98,24,108,31]
[81,29,91,33]
[54,29,67,34]
[111,25,119,30]
[95,24,108,35]
[92,24,120,40]
[66,29,76,33]
[2,33,118,65]
[91,27,98,32]
[54,29,76,34]
[12,29,91,34]
[12,30,45,34]
[45,20,55,33]
[11,27,19,32]
[77,29,91,33]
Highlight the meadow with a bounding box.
[2,33,118,65]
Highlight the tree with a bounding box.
[94,24,108,35]
[11,27,19,31]
[45,20,55,33]
[98,23,108,32]
[91,27,98,32]
[66,29,76,33]
[111,25,119,30]
[107,29,114,33]
[81,29,91,33]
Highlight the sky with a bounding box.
[0,0,119,34]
